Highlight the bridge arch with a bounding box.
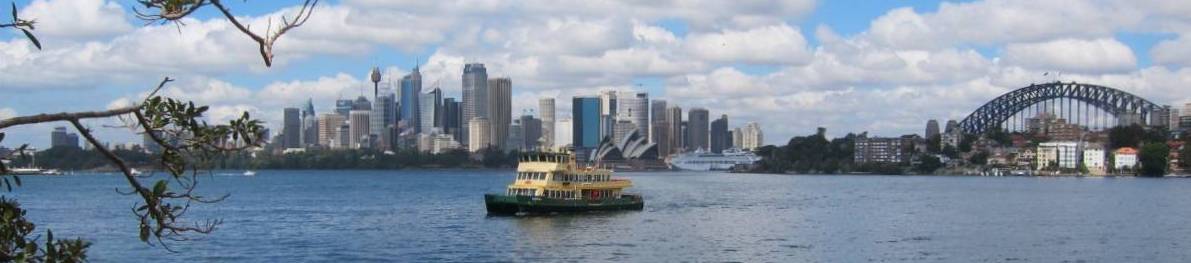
[957,82,1164,134]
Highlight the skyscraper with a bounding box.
[335,99,354,116]
[573,97,602,149]
[488,77,512,150]
[371,92,396,149]
[710,114,729,153]
[400,66,423,133]
[741,122,763,150]
[301,99,318,147]
[520,114,542,151]
[317,113,346,147]
[687,108,710,151]
[461,63,488,146]
[468,117,490,152]
[507,120,523,151]
[617,91,649,139]
[650,100,669,158]
[50,126,78,149]
[420,88,443,134]
[283,107,301,149]
[349,110,371,149]
[556,118,573,147]
[925,119,940,138]
[599,90,617,140]
[442,98,462,143]
[732,127,743,150]
[539,98,555,148]
[665,106,683,154]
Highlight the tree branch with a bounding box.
[0,107,139,131]
[209,0,317,67]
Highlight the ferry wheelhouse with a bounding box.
[484,151,644,215]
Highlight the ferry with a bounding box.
[667,148,761,171]
[484,151,644,215]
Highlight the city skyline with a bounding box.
[6,0,1191,149]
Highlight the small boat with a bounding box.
[243,170,256,176]
[485,151,643,215]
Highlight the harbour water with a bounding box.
[10,170,1191,262]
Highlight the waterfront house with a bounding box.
[1114,147,1138,171]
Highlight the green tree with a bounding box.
[914,155,943,174]
[968,151,989,166]
[0,0,317,259]
[1139,143,1170,177]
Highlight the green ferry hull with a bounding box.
[485,194,644,215]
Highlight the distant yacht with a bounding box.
[667,148,761,171]
[243,170,256,176]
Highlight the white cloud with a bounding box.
[685,24,812,65]
[1151,35,1191,67]
[1003,38,1137,74]
[0,108,16,119]
[19,0,132,40]
[867,1,1140,49]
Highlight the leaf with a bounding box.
[152,180,167,196]
[138,226,149,242]
[13,175,20,187]
[10,2,16,22]
[0,132,5,143]
[20,29,39,50]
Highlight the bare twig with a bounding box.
[209,0,317,67]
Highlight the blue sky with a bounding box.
[3,0,1191,149]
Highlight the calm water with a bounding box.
[10,170,1191,262]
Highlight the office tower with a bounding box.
[732,127,743,150]
[353,96,372,111]
[944,120,958,134]
[371,91,396,149]
[335,99,354,116]
[925,119,940,138]
[520,114,542,150]
[349,110,371,149]
[461,63,488,146]
[613,119,634,144]
[420,88,443,134]
[50,126,79,149]
[468,117,491,152]
[488,77,512,150]
[665,106,683,154]
[539,98,555,148]
[710,114,729,153]
[300,99,318,147]
[282,107,301,149]
[687,108,710,151]
[742,122,763,150]
[573,97,602,149]
[507,120,524,151]
[400,66,423,133]
[650,100,669,158]
[617,91,649,139]
[599,90,617,140]
[336,125,350,149]
[556,118,573,147]
[317,113,346,147]
[442,98,462,142]
[650,100,667,141]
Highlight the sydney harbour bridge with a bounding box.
[957,81,1170,134]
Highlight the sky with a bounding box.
[3,0,1191,149]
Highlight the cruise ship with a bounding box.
[667,149,761,171]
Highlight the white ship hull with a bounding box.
[667,150,761,171]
